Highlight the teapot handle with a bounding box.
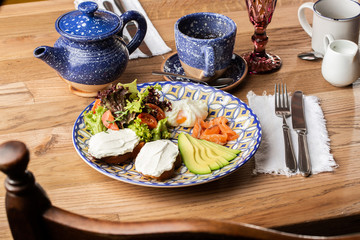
[119,10,147,55]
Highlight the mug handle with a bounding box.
[119,10,147,55]
[298,2,314,37]
[202,46,215,77]
[323,34,334,52]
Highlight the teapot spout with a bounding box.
[34,46,66,74]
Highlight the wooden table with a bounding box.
[1,0,359,239]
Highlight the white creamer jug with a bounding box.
[321,34,360,87]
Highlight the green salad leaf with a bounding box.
[128,118,171,142]
[151,118,171,141]
[123,83,162,114]
[117,79,138,95]
[124,92,145,114]
[128,118,152,142]
[83,105,107,135]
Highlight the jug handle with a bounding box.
[323,34,334,53]
[119,10,147,55]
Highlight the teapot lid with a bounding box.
[55,1,121,41]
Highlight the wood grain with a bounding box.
[0,0,360,239]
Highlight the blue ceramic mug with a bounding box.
[175,12,237,81]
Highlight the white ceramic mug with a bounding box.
[321,34,360,87]
[298,0,360,54]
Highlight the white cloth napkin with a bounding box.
[247,91,337,176]
[74,0,172,59]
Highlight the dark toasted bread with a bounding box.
[143,153,182,181]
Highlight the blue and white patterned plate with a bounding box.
[72,81,262,188]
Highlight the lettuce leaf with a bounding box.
[151,118,171,141]
[83,105,107,135]
[99,83,134,128]
[124,92,145,114]
[117,79,138,94]
[128,118,152,142]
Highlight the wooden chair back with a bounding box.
[1,141,359,240]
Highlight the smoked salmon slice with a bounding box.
[200,133,228,145]
[192,119,202,139]
[191,117,239,145]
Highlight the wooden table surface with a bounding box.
[1,0,360,239]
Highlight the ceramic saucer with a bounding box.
[160,52,248,91]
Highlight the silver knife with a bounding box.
[113,0,152,57]
[291,91,311,177]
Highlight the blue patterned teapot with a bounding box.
[34,1,147,97]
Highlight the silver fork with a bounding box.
[275,83,297,172]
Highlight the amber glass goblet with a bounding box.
[242,0,281,74]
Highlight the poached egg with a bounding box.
[166,99,208,127]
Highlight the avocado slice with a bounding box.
[178,133,212,174]
[201,140,239,162]
[203,146,230,167]
[185,134,231,168]
[200,139,241,155]
[185,134,222,170]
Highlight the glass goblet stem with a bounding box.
[252,27,268,57]
[242,0,281,74]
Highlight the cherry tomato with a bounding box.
[145,103,166,120]
[102,110,119,130]
[137,112,158,129]
[91,99,101,114]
